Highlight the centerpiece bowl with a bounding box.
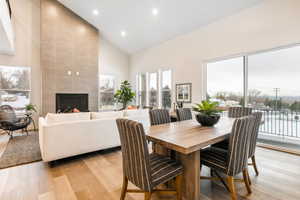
[195,114,220,126]
[193,100,222,127]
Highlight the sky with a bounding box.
[207,45,300,97]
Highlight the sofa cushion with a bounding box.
[45,112,91,125]
[91,111,123,120]
[125,109,149,117]
[125,109,150,128]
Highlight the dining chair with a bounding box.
[228,107,253,118]
[200,115,256,200]
[149,109,171,125]
[116,119,183,200]
[212,106,253,152]
[247,112,263,176]
[212,112,263,176]
[176,108,192,121]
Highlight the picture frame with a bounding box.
[176,83,192,103]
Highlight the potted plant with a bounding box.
[193,100,222,126]
[25,103,37,116]
[114,80,136,110]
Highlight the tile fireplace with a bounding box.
[56,93,89,113]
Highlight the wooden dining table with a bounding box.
[146,117,236,200]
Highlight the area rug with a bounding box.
[0,132,42,169]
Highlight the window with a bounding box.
[161,70,172,109]
[248,46,300,110]
[135,69,172,109]
[148,72,158,107]
[207,57,244,107]
[99,75,115,110]
[206,44,300,148]
[0,66,30,111]
[136,73,147,107]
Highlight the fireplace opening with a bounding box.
[56,93,89,113]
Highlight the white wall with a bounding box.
[0,0,41,124]
[129,0,300,105]
[0,0,14,54]
[99,38,129,88]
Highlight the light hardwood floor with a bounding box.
[0,146,300,200]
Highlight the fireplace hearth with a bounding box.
[56,93,88,113]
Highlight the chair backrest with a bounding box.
[249,112,263,158]
[116,119,152,191]
[227,115,255,176]
[0,105,17,122]
[176,108,192,121]
[149,109,171,126]
[228,107,252,118]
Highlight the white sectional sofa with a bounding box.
[39,109,150,162]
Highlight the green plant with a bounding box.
[25,103,37,113]
[114,81,136,110]
[193,100,222,116]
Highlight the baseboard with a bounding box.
[257,143,300,156]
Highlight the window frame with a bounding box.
[147,72,159,107]
[160,69,172,109]
[205,43,300,107]
[99,74,116,111]
[135,68,173,109]
[0,66,31,111]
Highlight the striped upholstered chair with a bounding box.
[176,108,192,121]
[149,109,171,125]
[200,115,255,200]
[213,106,253,149]
[247,112,263,176]
[116,119,183,200]
[228,106,253,118]
[212,112,263,176]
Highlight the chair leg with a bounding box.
[242,169,252,195]
[251,155,259,176]
[144,192,152,200]
[175,174,182,200]
[247,169,252,185]
[120,176,128,200]
[227,176,237,200]
[25,128,29,136]
[210,169,214,177]
[9,131,13,139]
[214,171,230,192]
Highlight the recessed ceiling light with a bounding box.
[93,9,99,16]
[152,8,159,16]
[121,31,127,37]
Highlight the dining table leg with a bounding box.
[177,150,201,200]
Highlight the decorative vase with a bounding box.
[195,114,220,126]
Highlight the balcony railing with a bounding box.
[254,109,300,139]
[222,109,300,139]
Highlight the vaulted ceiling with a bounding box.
[58,0,262,54]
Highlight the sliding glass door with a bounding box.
[206,44,300,151]
[248,46,300,141]
[207,57,244,107]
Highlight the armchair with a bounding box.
[0,105,31,138]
